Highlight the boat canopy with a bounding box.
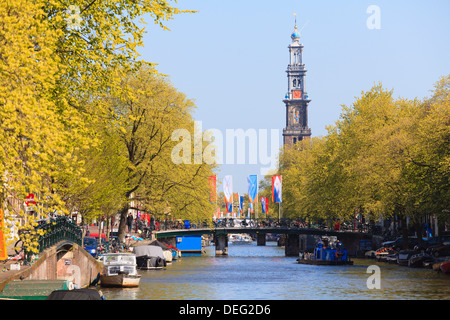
[133,245,164,258]
[147,240,172,251]
[46,289,103,300]
[102,253,136,265]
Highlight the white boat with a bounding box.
[100,253,141,288]
[228,234,253,244]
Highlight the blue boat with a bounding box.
[297,239,353,265]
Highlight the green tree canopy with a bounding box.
[278,77,450,241]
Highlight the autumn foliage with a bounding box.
[0,0,214,246]
[279,78,450,235]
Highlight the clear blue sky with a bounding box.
[139,0,450,194]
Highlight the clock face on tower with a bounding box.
[293,90,302,99]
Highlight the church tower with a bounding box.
[282,18,311,147]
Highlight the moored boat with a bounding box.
[147,240,174,263]
[297,239,353,266]
[266,233,280,242]
[100,253,141,288]
[385,254,398,264]
[433,262,442,271]
[375,247,397,262]
[397,250,416,266]
[422,260,436,269]
[229,234,252,244]
[165,244,182,260]
[439,260,450,274]
[133,245,167,270]
[408,253,434,268]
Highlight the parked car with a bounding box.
[83,237,99,258]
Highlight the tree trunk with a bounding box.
[413,220,424,244]
[438,217,446,242]
[400,215,409,250]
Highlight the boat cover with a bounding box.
[147,240,172,251]
[133,245,164,258]
[46,289,103,300]
[0,280,73,300]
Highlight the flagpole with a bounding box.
[278,203,281,220]
[237,193,239,219]
[212,175,217,220]
[256,174,258,221]
[232,194,234,218]
[216,176,219,220]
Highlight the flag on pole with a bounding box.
[249,202,254,214]
[209,175,217,203]
[265,197,269,214]
[272,175,282,203]
[226,202,233,214]
[247,175,258,203]
[261,197,266,214]
[239,195,244,214]
[223,175,233,203]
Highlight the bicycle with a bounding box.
[14,229,30,255]
[110,240,129,253]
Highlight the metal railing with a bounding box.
[151,218,380,234]
[36,216,82,251]
[20,216,83,262]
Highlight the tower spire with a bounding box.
[282,14,311,147]
[291,13,300,42]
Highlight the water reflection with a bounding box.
[102,243,450,300]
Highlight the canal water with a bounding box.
[102,242,450,300]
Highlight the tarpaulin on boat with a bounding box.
[46,289,103,300]
[133,245,164,258]
[148,240,171,251]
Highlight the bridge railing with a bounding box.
[23,216,83,262]
[152,218,378,234]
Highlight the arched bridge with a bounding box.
[1,216,102,293]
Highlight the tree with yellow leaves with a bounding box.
[278,77,449,245]
[1,0,193,250]
[0,0,68,240]
[104,66,217,241]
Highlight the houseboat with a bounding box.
[297,239,353,265]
